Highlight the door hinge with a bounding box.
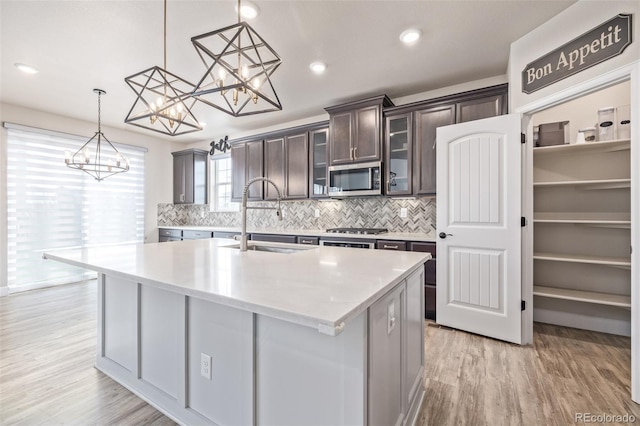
[521,300,526,311]
[521,133,526,144]
[521,217,526,227]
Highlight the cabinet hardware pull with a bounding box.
[354,147,358,159]
[383,244,398,249]
[349,147,354,160]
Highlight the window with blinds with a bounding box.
[5,124,146,291]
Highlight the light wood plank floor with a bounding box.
[1,281,638,425]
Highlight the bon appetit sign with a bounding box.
[522,14,633,94]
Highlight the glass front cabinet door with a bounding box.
[309,127,329,198]
[385,113,412,195]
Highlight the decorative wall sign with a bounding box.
[210,135,230,155]
[522,14,632,94]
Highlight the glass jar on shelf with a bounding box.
[616,104,630,140]
[597,106,615,141]
[577,127,596,143]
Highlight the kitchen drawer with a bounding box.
[297,236,319,245]
[425,284,436,320]
[376,240,407,251]
[250,233,297,244]
[213,231,240,239]
[182,230,213,239]
[159,228,182,238]
[159,236,181,243]
[409,241,436,257]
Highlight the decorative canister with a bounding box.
[578,127,596,143]
[597,107,615,141]
[617,105,631,140]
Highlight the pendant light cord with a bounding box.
[237,0,241,76]
[164,0,167,71]
[97,91,102,134]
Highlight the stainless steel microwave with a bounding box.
[328,161,382,197]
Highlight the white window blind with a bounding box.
[5,124,146,290]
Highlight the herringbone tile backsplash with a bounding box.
[158,197,436,233]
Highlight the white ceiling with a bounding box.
[1,0,575,144]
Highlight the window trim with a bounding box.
[209,154,239,213]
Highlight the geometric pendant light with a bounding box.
[191,0,282,117]
[124,66,202,136]
[124,0,202,136]
[65,89,129,181]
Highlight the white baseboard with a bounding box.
[0,287,9,297]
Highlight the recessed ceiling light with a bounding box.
[309,62,327,74]
[14,62,39,74]
[399,29,422,44]
[236,2,259,19]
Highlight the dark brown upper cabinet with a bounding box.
[384,84,508,196]
[413,105,455,195]
[264,132,309,200]
[231,139,264,202]
[384,113,413,196]
[309,127,329,198]
[172,148,208,204]
[326,95,394,166]
[456,93,507,124]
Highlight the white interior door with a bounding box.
[436,114,522,344]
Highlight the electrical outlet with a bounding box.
[200,353,212,380]
[400,207,408,218]
[314,208,320,218]
[387,302,396,335]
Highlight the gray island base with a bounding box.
[44,238,430,425]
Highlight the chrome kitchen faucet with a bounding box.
[240,177,283,251]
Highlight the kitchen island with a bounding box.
[43,238,430,426]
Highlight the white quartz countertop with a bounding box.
[44,239,430,335]
[160,226,435,242]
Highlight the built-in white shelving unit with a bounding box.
[532,105,631,336]
[533,178,631,189]
[533,285,631,308]
[533,252,631,267]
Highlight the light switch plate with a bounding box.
[315,208,320,218]
[400,207,408,218]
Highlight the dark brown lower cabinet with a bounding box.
[213,231,241,239]
[408,241,436,320]
[159,228,182,242]
[375,240,407,251]
[297,236,319,245]
[250,233,297,244]
[182,230,213,239]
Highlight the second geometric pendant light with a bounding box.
[191,0,282,117]
[124,0,202,136]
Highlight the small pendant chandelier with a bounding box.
[191,0,282,117]
[65,89,129,181]
[124,0,202,136]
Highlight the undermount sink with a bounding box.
[225,243,316,254]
